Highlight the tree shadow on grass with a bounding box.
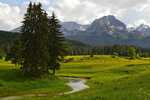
[0,69,31,82]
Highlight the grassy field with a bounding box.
[0,55,150,100]
[0,60,69,97]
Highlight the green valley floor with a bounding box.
[0,55,150,100]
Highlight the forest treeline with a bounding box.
[68,43,150,58]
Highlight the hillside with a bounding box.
[0,31,19,51]
[0,31,90,55]
[12,15,150,48]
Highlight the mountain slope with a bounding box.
[135,24,150,37]
[11,15,150,48]
[66,15,150,48]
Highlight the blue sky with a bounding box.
[1,0,53,5]
[1,0,23,5]
[1,0,150,31]
[1,0,54,8]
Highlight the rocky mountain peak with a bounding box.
[136,24,150,31]
[86,15,126,34]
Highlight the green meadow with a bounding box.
[0,55,150,100]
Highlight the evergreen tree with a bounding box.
[48,13,66,75]
[21,2,49,77]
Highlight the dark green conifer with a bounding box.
[21,2,49,77]
[48,13,66,75]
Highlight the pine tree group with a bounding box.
[11,2,66,77]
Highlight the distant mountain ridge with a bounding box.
[61,15,150,37]
[135,24,150,37]
[60,22,89,36]
[64,15,150,48]
[11,15,150,37]
[11,27,21,33]
[61,22,88,31]
[11,15,150,48]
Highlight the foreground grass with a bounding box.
[0,55,150,100]
[0,61,69,97]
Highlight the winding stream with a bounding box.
[64,78,89,94]
[0,77,89,100]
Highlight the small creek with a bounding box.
[0,77,89,100]
[64,78,89,94]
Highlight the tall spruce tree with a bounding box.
[21,2,49,77]
[48,13,66,75]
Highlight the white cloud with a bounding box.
[0,0,50,31]
[0,2,23,30]
[1,0,150,30]
[90,0,149,9]
[48,0,150,26]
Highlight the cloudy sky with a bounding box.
[1,0,150,30]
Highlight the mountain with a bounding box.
[67,15,129,45]
[11,27,21,33]
[135,24,150,37]
[11,22,89,36]
[86,15,127,35]
[10,15,150,48]
[61,22,88,31]
[66,15,150,48]
[61,22,89,36]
